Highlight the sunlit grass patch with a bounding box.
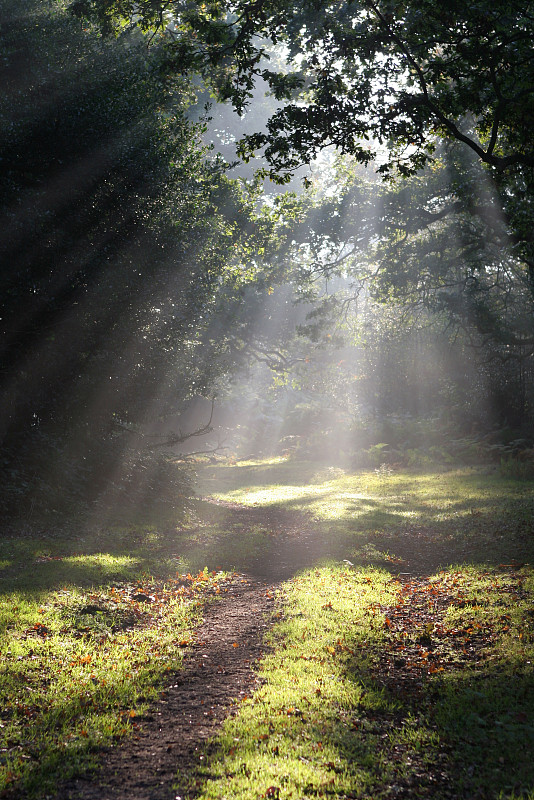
[200,460,534,568]
[62,552,138,570]
[190,566,401,800]
[0,533,226,796]
[232,456,291,468]
[203,462,529,523]
[224,482,330,507]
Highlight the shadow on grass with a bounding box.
[188,562,534,800]
[3,459,534,593]
[317,647,534,798]
[198,459,534,574]
[196,662,534,799]
[428,664,534,797]
[1,503,533,609]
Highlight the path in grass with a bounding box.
[55,573,277,800]
[54,500,339,800]
[44,462,534,800]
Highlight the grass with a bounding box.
[188,458,534,799]
[2,457,534,798]
[430,567,534,796]
[198,459,534,569]
[187,565,534,800]
[0,524,226,797]
[190,566,401,800]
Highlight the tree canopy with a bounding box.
[0,0,281,517]
[72,0,534,179]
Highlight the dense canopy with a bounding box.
[73,0,534,178]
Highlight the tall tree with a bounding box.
[0,0,272,517]
[281,146,534,426]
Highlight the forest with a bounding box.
[1,1,534,798]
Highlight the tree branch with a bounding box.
[151,400,215,449]
[364,0,534,169]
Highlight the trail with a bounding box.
[54,501,335,800]
[52,501,526,800]
[57,577,277,800]
[53,503,433,800]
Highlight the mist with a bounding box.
[2,0,534,528]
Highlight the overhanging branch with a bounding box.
[151,399,215,449]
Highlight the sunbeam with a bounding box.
[3,2,534,796]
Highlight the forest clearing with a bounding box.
[3,0,534,797]
[1,459,533,799]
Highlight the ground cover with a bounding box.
[189,459,534,800]
[1,458,533,799]
[57,575,276,800]
[192,566,402,800]
[190,563,534,799]
[0,526,229,796]
[198,459,534,571]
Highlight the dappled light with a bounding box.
[2,0,534,798]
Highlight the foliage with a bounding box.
[0,0,280,521]
[74,0,534,182]
[0,425,197,523]
[499,455,534,481]
[59,0,534,461]
[4,0,534,523]
[267,146,534,430]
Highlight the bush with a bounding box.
[364,443,391,467]
[499,456,534,481]
[93,447,195,518]
[0,429,195,527]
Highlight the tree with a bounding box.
[73,0,534,180]
[0,0,275,518]
[249,141,534,431]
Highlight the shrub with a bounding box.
[364,443,391,467]
[499,456,534,481]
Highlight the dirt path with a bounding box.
[54,500,330,800]
[53,502,441,800]
[57,577,277,800]
[53,501,522,800]
[54,501,325,800]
